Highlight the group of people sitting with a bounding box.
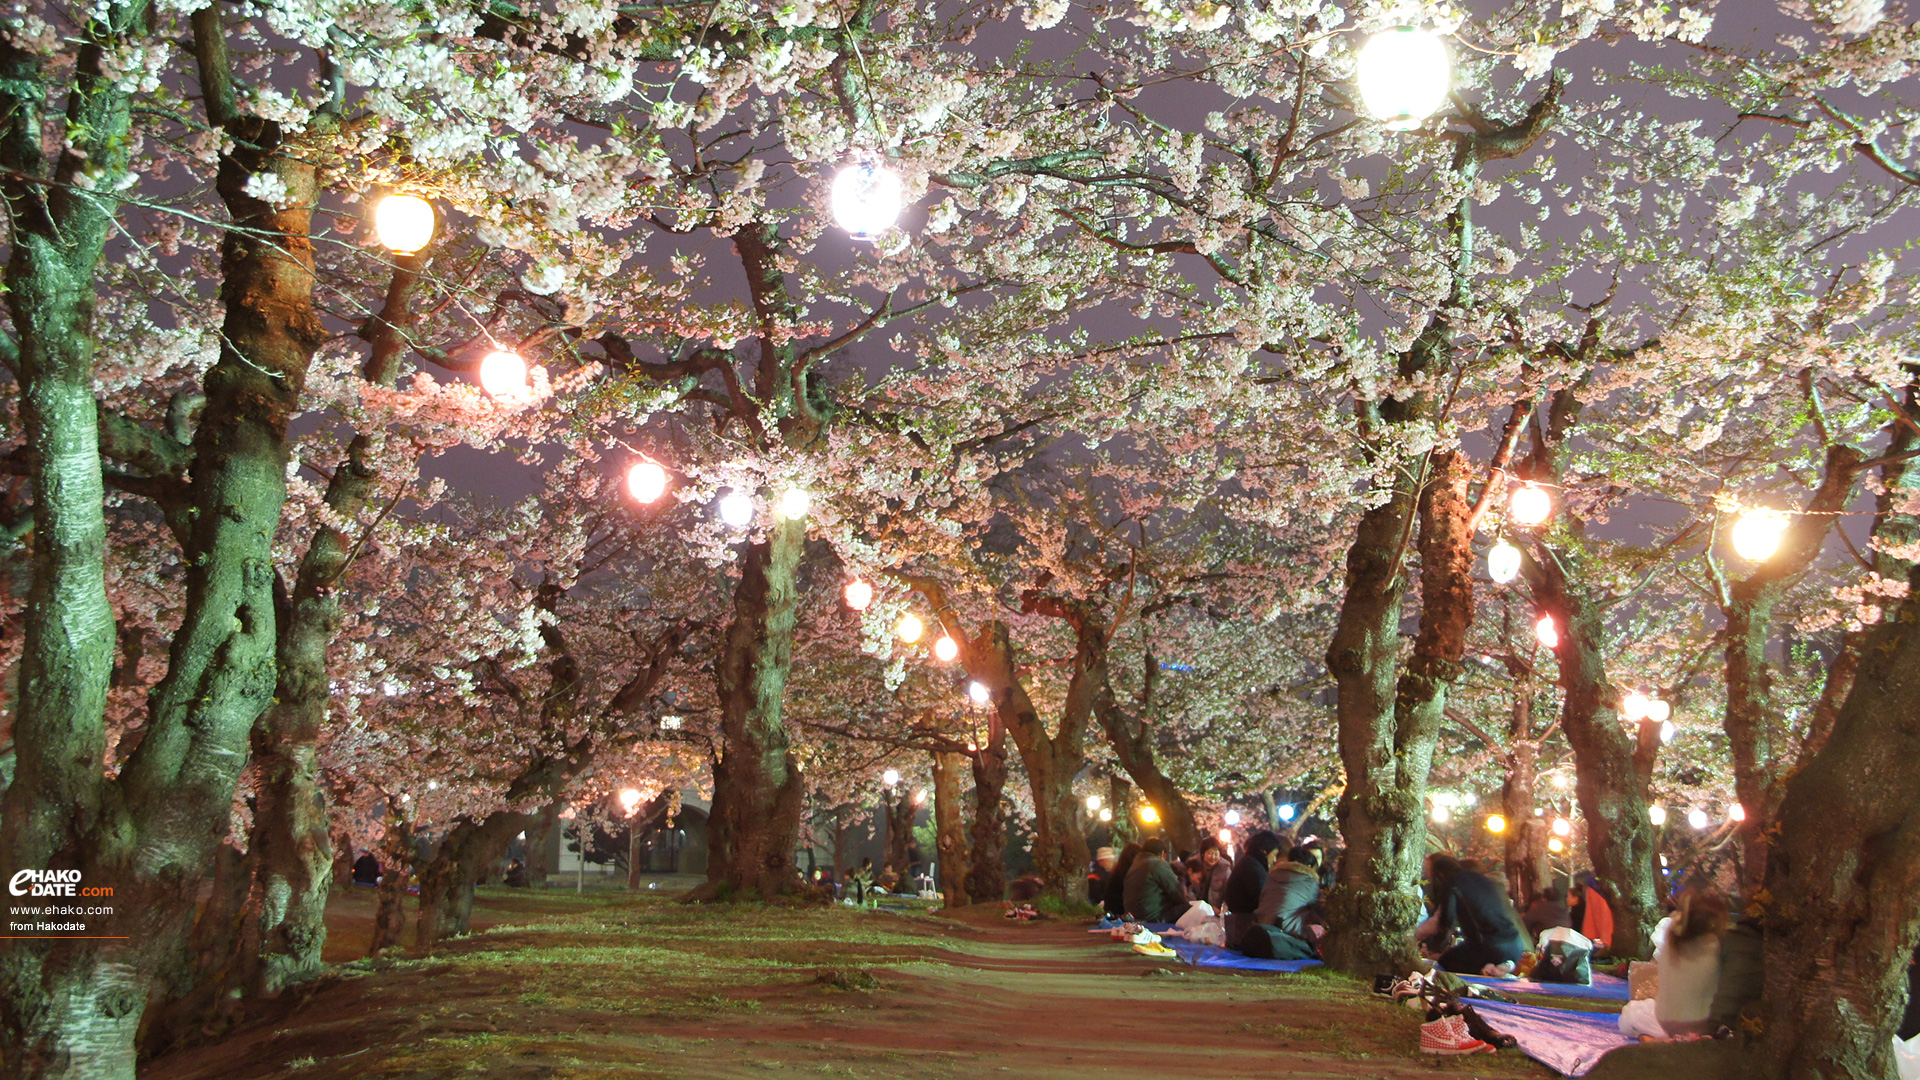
[1086,830,1334,960]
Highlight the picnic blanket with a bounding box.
[1463,972,1631,1002]
[1162,939,1323,973]
[1472,999,1632,1077]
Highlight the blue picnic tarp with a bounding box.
[1463,973,1631,1002]
[1162,939,1323,973]
[1472,999,1632,1077]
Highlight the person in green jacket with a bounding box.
[1123,838,1189,923]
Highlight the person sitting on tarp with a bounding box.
[1523,883,1574,941]
[1222,830,1285,945]
[1086,847,1119,904]
[1185,836,1234,910]
[1570,871,1616,956]
[1103,843,1143,919]
[1619,888,1729,1040]
[1123,838,1188,923]
[1427,853,1527,978]
[1239,843,1325,959]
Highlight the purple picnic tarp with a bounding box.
[1464,972,1631,1002]
[1472,999,1633,1077]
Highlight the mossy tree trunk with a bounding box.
[930,750,971,906]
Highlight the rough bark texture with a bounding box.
[966,727,1010,904]
[1748,562,1920,1080]
[1499,694,1546,905]
[369,801,414,957]
[930,751,971,906]
[884,789,914,874]
[1096,651,1199,852]
[701,514,808,899]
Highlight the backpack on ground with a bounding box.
[1532,926,1594,985]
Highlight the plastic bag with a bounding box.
[1175,901,1216,929]
[1534,926,1594,985]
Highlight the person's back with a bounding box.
[1104,843,1142,918]
[1123,840,1186,923]
[1524,885,1572,941]
[1620,889,1728,1040]
[1255,849,1321,937]
[1223,831,1283,943]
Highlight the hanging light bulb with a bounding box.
[968,680,990,705]
[1552,817,1572,837]
[1550,773,1570,792]
[1086,794,1103,811]
[1099,807,1113,822]
[1354,26,1451,131]
[627,461,669,503]
[1138,805,1160,824]
[1487,539,1522,584]
[831,160,904,240]
[1486,813,1507,834]
[1648,805,1668,826]
[1547,837,1566,853]
[1510,483,1553,527]
[1432,803,1451,824]
[1687,808,1710,830]
[933,635,959,662]
[778,487,812,520]
[882,768,900,787]
[619,787,642,813]
[1534,614,1560,649]
[1217,828,1234,847]
[1645,699,1671,724]
[374,193,436,253]
[844,580,874,610]
[1224,809,1242,827]
[896,614,924,643]
[478,349,529,399]
[718,489,755,527]
[1729,803,1747,823]
[1621,691,1651,721]
[1277,803,1297,822]
[1732,508,1789,562]
[1660,719,1676,744]
[913,788,927,805]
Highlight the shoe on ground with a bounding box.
[1420,1014,1494,1056]
[1481,962,1519,980]
[1132,941,1178,958]
[1130,928,1162,945]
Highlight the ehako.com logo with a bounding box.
[9,870,112,899]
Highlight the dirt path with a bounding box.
[143,889,1554,1080]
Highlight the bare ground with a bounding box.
[142,887,1558,1080]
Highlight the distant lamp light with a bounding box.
[660,715,683,730]
[478,349,529,399]
[1648,805,1667,826]
[374,193,436,253]
[913,789,926,806]
[1487,540,1522,584]
[1485,814,1507,834]
[844,580,874,610]
[831,161,904,240]
[1099,807,1113,822]
[1224,809,1242,827]
[1621,691,1651,721]
[1552,817,1572,838]
[896,614,924,643]
[1510,483,1553,528]
[627,461,669,503]
[968,680,990,705]
[619,788,642,814]
[1138,805,1160,825]
[1729,803,1747,823]
[1534,614,1560,649]
[1277,803,1297,823]
[1217,828,1234,846]
[1732,508,1789,562]
[1355,26,1451,131]
[1547,837,1566,853]
[1431,803,1451,824]
[1086,794,1103,812]
[1645,698,1672,724]
[718,489,755,528]
[933,635,959,662]
[1550,774,1571,792]
[882,768,900,787]
[778,487,812,520]
[1660,720,1676,744]
[1687,808,1710,830]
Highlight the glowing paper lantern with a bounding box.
[896,614,924,643]
[913,789,926,805]
[374,193,435,253]
[1550,774,1570,791]
[1649,805,1667,826]
[627,461,668,503]
[1687,808,1710,830]
[1534,614,1560,649]
[1621,691,1651,721]
[1645,698,1671,724]
[1224,809,1242,827]
[882,768,900,787]
[1355,26,1451,131]
[1729,803,1747,823]
[1547,837,1565,853]
[933,635,959,662]
[844,580,874,610]
[1277,803,1297,822]
[1431,803,1451,824]
[1098,807,1113,822]
[1732,508,1789,562]
[831,161,904,239]
[1485,814,1507,834]
[718,489,755,527]
[968,680,990,705]
[1139,805,1160,824]
[1217,828,1234,846]
[1552,817,1572,837]
[478,349,529,399]
[1660,720,1676,744]
[619,788,642,813]
[778,487,812,520]
[1086,794,1103,811]
[1510,483,1553,527]
[1487,540,1522,584]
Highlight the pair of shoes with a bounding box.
[1130,927,1162,946]
[1420,1014,1495,1055]
[1132,941,1178,958]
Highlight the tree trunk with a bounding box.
[1095,650,1198,851]
[700,515,808,899]
[369,801,414,957]
[930,751,970,906]
[1501,696,1543,907]
[417,812,529,948]
[884,789,914,873]
[525,802,562,888]
[965,730,1009,904]
[1748,562,1920,1079]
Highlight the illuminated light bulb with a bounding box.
[1086,794,1103,811]
[660,715,683,730]
[718,489,755,528]
[1535,614,1560,649]
[778,486,812,520]
[627,461,668,503]
[968,680,990,705]
[1688,808,1710,830]
[478,349,529,399]
[1729,803,1747,823]
[882,768,900,787]
[1660,719,1676,744]
[1277,804,1297,822]
[1645,698,1672,724]
[913,789,926,806]
[1621,691,1651,721]
[1510,483,1553,528]
[1487,540,1522,584]
[1732,508,1789,562]
[1552,817,1572,838]
[374,193,435,253]
[1649,805,1667,826]
[1432,804,1451,825]
[1548,837,1566,853]
[1534,808,1545,816]
[1224,810,1242,827]
[1551,774,1570,791]
[619,787,642,813]
[844,580,874,611]
[1218,828,1234,846]
[1485,814,1507,834]
[1099,807,1113,822]
[933,635,959,663]
[831,161,904,239]
[896,614,924,643]
[1355,26,1451,131]
[1139,805,1160,824]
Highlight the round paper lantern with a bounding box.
[1645,698,1671,724]
[1648,805,1667,826]
[968,680,990,704]
[778,487,811,520]
[374,193,435,253]
[1510,483,1553,527]
[933,635,959,662]
[1485,814,1507,834]
[717,489,755,527]
[1534,614,1560,649]
[831,161,904,239]
[1621,691,1650,721]
[478,350,529,399]
[627,461,668,503]
[896,614,923,643]
[1487,539,1522,584]
[1356,27,1451,131]
[882,768,900,787]
[844,580,874,610]
[1732,508,1788,561]
[1687,808,1710,830]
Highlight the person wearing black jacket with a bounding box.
[1222,830,1286,947]
[1103,842,1143,919]
[1427,853,1526,976]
